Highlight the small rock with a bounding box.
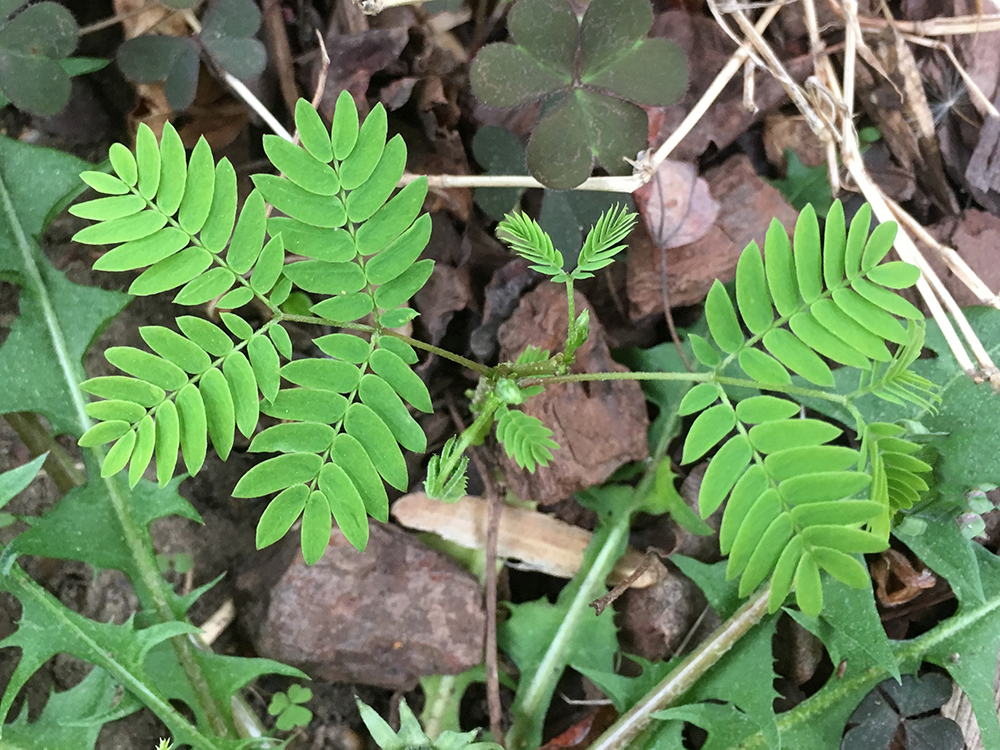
[237,523,485,690]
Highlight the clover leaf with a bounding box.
[268,683,314,731]
[470,0,686,189]
[116,0,266,111]
[0,1,79,115]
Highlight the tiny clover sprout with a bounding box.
[470,0,687,188]
[268,684,314,731]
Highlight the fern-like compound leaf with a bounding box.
[680,200,935,616]
[74,97,438,560]
[496,211,565,277]
[573,203,637,279]
[495,406,559,472]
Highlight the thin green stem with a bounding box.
[437,400,501,486]
[0,172,230,739]
[279,313,493,377]
[587,586,772,750]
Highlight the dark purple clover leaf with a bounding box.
[0,1,79,115]
[472,125,528,220]
[200,0,266,81]
[470,0,687,189]
[841,674,963,750]
[117,35,200,111]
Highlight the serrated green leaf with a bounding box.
[177,137,215,234]
[345,134,406,223]
[748,419,841,453]
[738,348,791,384]
[141,324,212,373]
[263,134,339,195]
[345,402,408,490]
[260,387,347,423]
[762,328,834,386]
[105,346,188,391]
[339,102,387,190]
[233,452,323,497]
[129,247,213,296]
[176,382,207,474]
[154,399,179,487]
[200,157,238,252]
[199,367,235,459]
[73,210,168,245]
[280,358,360,393]
[252,174,346,229]
[129,414,156,487]
[256,484,309,548]
[357,373,426,453]
[699,435,752,517]
[81,375,165,407]
[294,98,332,163]
[249,422,335,453]
[248,335,280,401]
[319,462,369,551]
[92,227,190,272]
[157,121,186,215]
[332,433,388,522]
[681,403,735,464]
[301,489,332,564]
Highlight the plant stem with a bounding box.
[279,313,493,376]
[505,512,632,750]
[586,586,772,750]
[3,412,85,493]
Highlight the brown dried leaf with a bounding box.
[633,160,718,250]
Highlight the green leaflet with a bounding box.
[256,484,309,548]
[199,367,235,460]
[263,134,340,195]
[261,387,347,423]
[200,158,238,253]
[104,346,187,391]
[177,137,215,234]
[319,462,369,551]
[301,490,333,564]
[331,90,360,159]
[250,422,336,454]
[233,452,323,498]
[345,402,408,490]
[681,404,735,464]
[357,373,426,453]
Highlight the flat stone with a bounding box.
[237,522,484,689]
